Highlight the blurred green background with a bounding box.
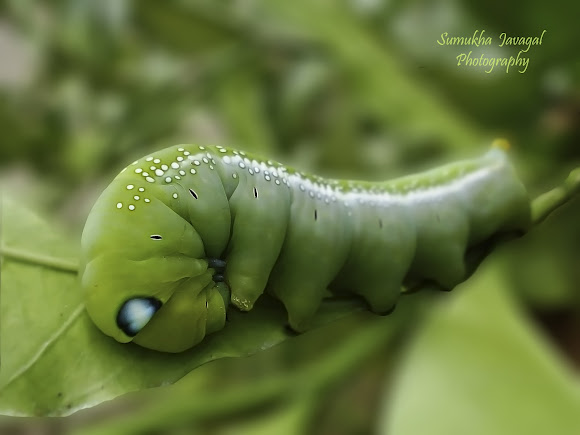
[0,0,579,434]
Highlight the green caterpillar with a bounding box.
[80,141,531,352]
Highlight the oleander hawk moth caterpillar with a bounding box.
[80,140,531,352]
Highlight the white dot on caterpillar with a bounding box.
[249,169,254,175]
[194,160,200,166]
[254,167,260,173]
[209,165,214,170]
[134,195,140,200]
[190,169,197,174]
[144,198,150,203]
[150,166,156,171]
[275,179,280,185]
[171,162,179,169]
[155,169,164,176]
[175,175,181,180]
[116,202,123,209]
[155,158,161,164]
[165,177,172,183]
[146,177,154,183]
[128,205,135,211]
[177,156,184,162]
[179,170,186,176]
[184,151,190,156]
[219,149,226,153]
[211,159,216,164]
[299,184,305,191]
[265,175,271,181]
[146,157,153,162]
[198,146,205,150]
[178,147,184,152]
[139,187,144,192]
[239,162,246,169]
[135,168,142,174]
[202,157,209,164]
[142,172,149,177]
[161,164,168,170]
[126,184,134,190]
[172,193,178,199]
[232,173,238,179]
[309,191,314,198]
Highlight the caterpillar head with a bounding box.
[80,175,229,353]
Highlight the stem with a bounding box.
[0,246,79,273]
[531,167,580,225]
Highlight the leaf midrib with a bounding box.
[1,304,85,389]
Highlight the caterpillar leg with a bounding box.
[267,190,351,332]
[275,284,326,333]
[409,205,470,290]
[208,258,227,270]
[208,258,227,283]
[333,265,408,315]
[411,242,467,290]
[359,282,402,315]
[225,175,291,311]
[331,203,416,315]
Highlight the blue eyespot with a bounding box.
[116,297,162,337]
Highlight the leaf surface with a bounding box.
[381,263,580,435]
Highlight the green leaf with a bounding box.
[70,300,419,435]
[381,262,580,435]
[0,197,363,417]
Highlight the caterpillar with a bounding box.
[80,140,531,352]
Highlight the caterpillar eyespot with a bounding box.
[116,297,162,337]
[80,142,531,352]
